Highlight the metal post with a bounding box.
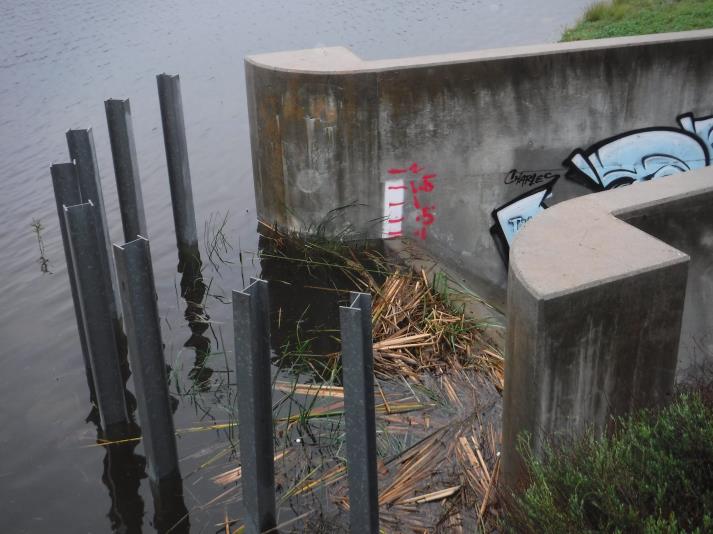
[105,99,148,242]
[232,279,276,534]
[340,292,379,533]
[156,74,199,270]
[50,162,95,401]
[114,237,179,482]
[66,128,123,336]
[64,201,129,436]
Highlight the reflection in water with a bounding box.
[150,475,190,534]
[257,231,385,381]
[87,409,146,534]
[101,437,146,533]
[84,318,191,534]
[88,409,190,534]
[179,251,213,391]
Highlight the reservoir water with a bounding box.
[0,1,592,531]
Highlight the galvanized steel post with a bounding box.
[340,292,379,533]
[156,74,199,270]
[232,279,276,534]
[64,201,129,435]
[114,237,180,482]
[105,99,148,242]
[66,128,123,339]
[50,162,95,401]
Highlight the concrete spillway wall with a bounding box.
[247,31,713,486]
[246,30,713,301]
[502,167,713,485]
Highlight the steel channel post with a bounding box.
[64,201,129,435]
[340,292,380,533]
[50,162,95,401]
[66,128,123,337]
[232,279,276,534]
[114,237,180,482]
[156,74,199,269]
[105,99,148,242]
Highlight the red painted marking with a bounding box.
[388,201,405,207]
[387,185,407,190]
[388,217,404,223]
[420,206,435,226]
[420,174,436,192]
[387,231,403,237]
[411,193,421,209]
[388,162,424,175]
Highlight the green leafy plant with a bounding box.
[503,394,713,533]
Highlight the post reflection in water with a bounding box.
[178,250,213,390]
[101,436,147,533]
[87,408,146,534]
[150,475,190,534]
[86,360,190,533]
[95,425,190,533]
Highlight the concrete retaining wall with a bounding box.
[246,30,713,300]
[502,167,713,487]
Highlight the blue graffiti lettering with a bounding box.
[490,111,713,265]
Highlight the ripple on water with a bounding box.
[0,0,593,530]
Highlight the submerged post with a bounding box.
[66,128,123,340]
[50,162,95,401]
[105,99,148,242]
[340,292,379,534]
[156,74,199,270]
[114,237,180,482]
[232,279,276,534]
[64,201,129,435]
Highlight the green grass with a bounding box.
[504,394,713,533]
[561,0,713,42]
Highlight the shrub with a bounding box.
[503,394,713,533]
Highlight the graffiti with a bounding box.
[383,163,437,240]
[678,112,713,160]
[490,180,557,263]
[565,127,709,190]
[504,169,561,187]
[490,112,713,262]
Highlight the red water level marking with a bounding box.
[387,231,403,237]
[388,217,404,223]
[387,184,407,190]
[388,163,424,175]
[388,201,405,207]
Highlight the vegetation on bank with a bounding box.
[503,393,713,533]
[561,0,713,41]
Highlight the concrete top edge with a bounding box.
[509,168,713,300]
[595,166,713,217]
[245,29,713,74]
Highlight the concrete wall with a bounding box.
[501,167,713,487]
[246,30,713,301]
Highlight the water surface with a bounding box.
[0,1,591,531]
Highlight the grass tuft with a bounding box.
[562,0,713,42]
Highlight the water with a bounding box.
[0,1,591,531]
